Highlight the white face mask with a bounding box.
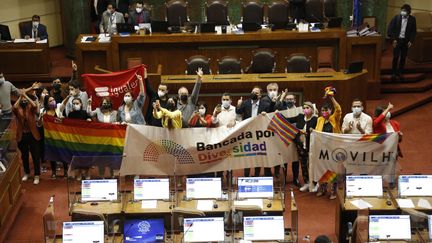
[0,77,5,84]
[222,100,231,109]
[198,108,206,116]
[157,90,166,98]
[385,112,391,120]
[124,96,132,104]
[136,7,143,13]
[401,10,408,17]
[352,107,362,116]
[73,104,81,111]
[268,91,278,99]
[32,21,39,27]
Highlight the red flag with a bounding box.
[82,65,146,109]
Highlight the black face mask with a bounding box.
[250,93,258,101]
[53,83,61,90]
[102,103,111,110]
[285,101,294,108]
[180,95,188,102]
[166,102,176,111]
[20,100,28,108]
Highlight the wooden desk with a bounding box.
[391,189,432,212]
[356,228,426,243]
[0,42,50,82]
[335,188,399,243]
[177,191,230,214]
[162,71,368,116]
[231,191,285,213]
[123,193,174,214]
[71,199,123,215]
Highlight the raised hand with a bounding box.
[135,74,143,81]
[196,67,203,79]
[387,102,394,110]
[237,97,243,106]
[72,61,77,71]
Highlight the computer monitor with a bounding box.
[81,179,117,202]
[186,177,222,199]
[124,218,165,243]
[0,24,12,41]
[327,17,343,28]
[62,221,104,243]
[368,215,411,241]
[183,217,224,242]
[116,23,135,34]
[398,175,432,197]
[243,216,285,241]
[237,177,273,199]
[344,61,364,74]
[151,20,168,33]
[429,215,432,240]
[346,175,383,197]
[134,178,170,200]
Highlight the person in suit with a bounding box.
[99,3,125,34]
[22,15,48,40]
[128,1,151,25]
[236,86,275,177]
[387,4,417,81]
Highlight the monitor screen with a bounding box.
[346,175,383,197]
[369,215,411,240]
[63,221,104,243]
[0,24,12,41]
[429,215,432,240]
[134,178,170,200]
[186,177,222,199]
[237,177,273,199]
[81,179,117,201]
[183,217,224,242]
[124,218,164,243]
[243,216,284,241]
[398,175,432,197]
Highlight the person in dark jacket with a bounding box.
[21,15,48,40]
[387,4,417,81]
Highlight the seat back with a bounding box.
[412,12,432,31]
[286,54,311,73]
[317,47,334,68]
[268,0,290,25]
[185,55,211,75]
[305,0,324,22]
[166,0,188,26]
[127,57,143,69]
[19,20,32,38]
[242,1,264,25]
[324,0,336,18]
[248,49,276,73]
[218,56,242,74]
[206,0,229,25]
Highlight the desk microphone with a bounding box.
[181,222,194,242]
[385,189,392,206]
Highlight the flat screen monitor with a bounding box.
[346,175,383,197]
[134,178,170,200]
[183,217,224,242]
[186,177,222,199]
[81,179,117,202]
[398,175,432,197]
[62,221,104,243]
[243,216,284,241]
[429,215,432,240]
[237,177,273,199]
[124,218,164,243]
[368,215,411,240]
[0,24,12,41]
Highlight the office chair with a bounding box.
[185,55,211,75]
[246,48,276,73]
[285,53,312,73]
[166,0,189,26]
[267,0,290,26]
[242,0,264,25]
[305,0,325,23]
[206,0,229,25]
[217,56,242,74]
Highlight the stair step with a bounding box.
[381,79,432,93]
[381,73,426,84]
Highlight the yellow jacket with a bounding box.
[153,108,183,129]
[315,103,342,133]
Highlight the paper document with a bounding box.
[36,39,47,44]
[417,198,432,209]
[141,200,157,209]
[234,199,263,209]
[396,199,415,208]
[14,38,35,43]
[350,199,373,209]
[196,200,214,211]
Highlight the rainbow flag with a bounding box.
[267,112,300,146]
[319,170,338,183]
[43,115,126,166]
[357,133,391,144]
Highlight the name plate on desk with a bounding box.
[141,200,158,209]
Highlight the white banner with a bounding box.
[309,131,399,183]
[120,114,298,176]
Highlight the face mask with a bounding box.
[48,101,56,109]
[385,112,391,120]
[166,102,175,111]
[222,100,231,109]
[180,94,188,102]
[250,93,258,101]
[285,101,294,108]
[352,107,362,116]
[136,7,143,13]
[20,100,28,108]
[303,108,312,116]
[53,83,61,90]
[73,104,81,111]
[268,91,277,99]
[401,10,408,17]
[107,9,114,14]
[158,90,166,98]
[322,111,330,119]
[198,108,206,116]
[124,96,132,104]
[102,103,111,110]
[0,77,4,85]
[32,21,39,27]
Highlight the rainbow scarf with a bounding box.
[319,170,338,183]
[43,115,126,165]
[357,133,391,144]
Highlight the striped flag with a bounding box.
[267,112,300,146]
[319,170,338,183]
[357,133,391,144]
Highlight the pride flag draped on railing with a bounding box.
[43,115,127,163]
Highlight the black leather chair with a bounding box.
[246,49,276,74]
[242,1,264,25]
[185,55,211,75]
[206,0,229,25]
[217,56,242,74]
[324,0,336,18]
[166,0,188,26]
[268,0,290,26]
[285,53,311,73]
[305,0,324,22]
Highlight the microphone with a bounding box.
[181,222,194,242]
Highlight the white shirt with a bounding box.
[399,16,408,38]
[103,114,111,123]
[251,100,259,118]
[385,122,395,133]
[342,112,373,134]
[212,105,238,127]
